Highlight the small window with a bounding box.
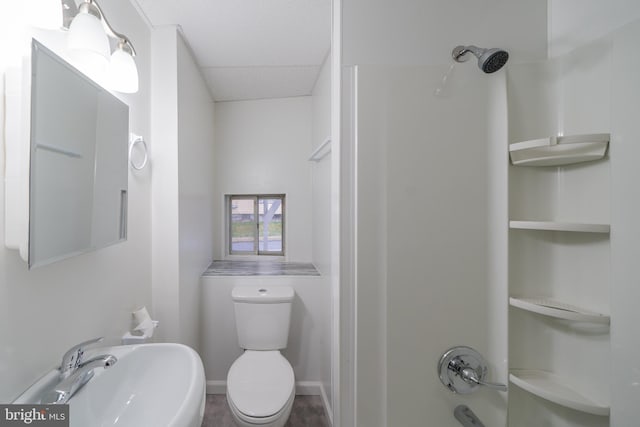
[228,195,285,256]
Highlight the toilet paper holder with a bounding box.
[438,346,507,394]
[122,306,158,345]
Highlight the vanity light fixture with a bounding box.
[108,41,139,93]
[66,1,111,77]
[31,0,139,93]
[65,0,139,93]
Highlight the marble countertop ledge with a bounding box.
[203,260,320,276]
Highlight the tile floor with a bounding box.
[201,394,329,427]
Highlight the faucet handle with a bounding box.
[60,337,104,377]
[438,346,507,394]
[460,367,508,392]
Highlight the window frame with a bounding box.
[227,194,285,257]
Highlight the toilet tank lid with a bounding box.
[232,287,294,303]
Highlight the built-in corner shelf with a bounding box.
[509,133,609,167]
[509,221,610,233]
[509,297,610,324]
[509,370,610,416]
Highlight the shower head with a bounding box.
[452,45,509,73]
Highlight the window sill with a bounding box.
[203,260,320,276]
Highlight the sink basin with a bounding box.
[14,343,206,427]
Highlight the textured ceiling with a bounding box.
[135,0,331,101]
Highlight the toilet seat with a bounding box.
[227,386,295,425]
[227,351,295,420]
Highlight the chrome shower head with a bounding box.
[452,45,509,73]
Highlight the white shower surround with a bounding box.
[340,1,640,427]
[346,64,509,427]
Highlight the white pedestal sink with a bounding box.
[14,343,206,427]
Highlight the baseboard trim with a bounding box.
[295,381,321,395]
[206,380,227,395]
[319,383,334,427]
[206,379,333,426]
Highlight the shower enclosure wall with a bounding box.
[339,1,640,426]
[507,16,640,427]
[344,64,509,427]
[507,39,612,427]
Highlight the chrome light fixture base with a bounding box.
[59,0,138,92]
[62,0,136,57]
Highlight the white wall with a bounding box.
[0,1,152,402]
[205,86,333,410]
[506,44,612,427]
[548,0,640,58]
[176,35,216,352]
[343,0,547,66]
[352,65,508,427]
[151,26,181,344]
[312,57,332,275]
[212,97,313,262]
[311,55,333,414]
[151,27,215,351]
[609,19,640,427]
[540,6,640,425]
[544,6,640,425]
[200,276,329,396]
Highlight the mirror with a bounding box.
[29,40,129,269]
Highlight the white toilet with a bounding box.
[226,286,296,427]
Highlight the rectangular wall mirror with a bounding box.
[29,40,129,269]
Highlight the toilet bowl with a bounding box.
[227,351,295,427]
[227,287,296,427]
[227,350,295,427]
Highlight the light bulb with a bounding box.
[108,46,139,93]
[67,4,110,76]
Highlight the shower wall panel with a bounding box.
[354,64,509,427]
[506,28,614,427]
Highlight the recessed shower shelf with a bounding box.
[509,370,610,416]
[509,297,610,324]
[509,133,609,167]
[509,221,610,233]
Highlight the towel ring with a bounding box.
[129,135,148,170]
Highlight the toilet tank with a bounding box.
[232,286,294,350]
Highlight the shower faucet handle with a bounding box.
[438,346,507,394]
[460,367,508,392]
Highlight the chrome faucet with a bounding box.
[41,337,117,405]
[41,354,117,404]
[59,337,104,379]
